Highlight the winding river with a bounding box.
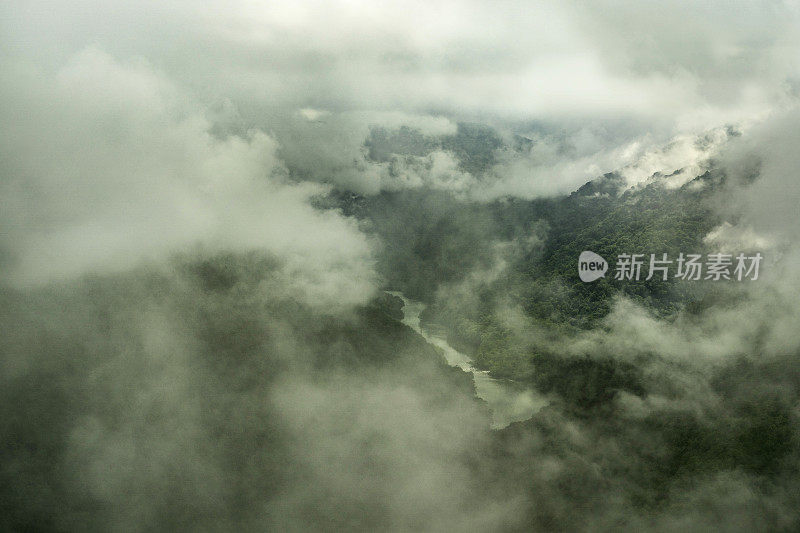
[387,292,548,429]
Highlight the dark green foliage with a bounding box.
[326,164,725,383]
[440,122,504,175]
[519,171,723,329]
[311,143,800,529]
[362,122,503,176]
[372,291,405,321]
[0,253,483,531]
[532,353,646,411]
[335,189,506,301]
[364,125,438,162]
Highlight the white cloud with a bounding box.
[0,47,377,309]
[3,0,798,199]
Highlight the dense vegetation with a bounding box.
[0,254,483,531]
[329,149,724,380]
[5,118,796,531]
[307,126,800,530]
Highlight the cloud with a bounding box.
[3,1,800,530]
[4,0,798,199]
[0,257,525,531]
[267,373,522,531]
[525,108,800,419]
[0,47,377,310]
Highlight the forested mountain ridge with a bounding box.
[0,254,488,531]
[323,138,730,380]
[4,2,800,530]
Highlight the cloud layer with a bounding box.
[4,0,799,201]
[0,47,376,309]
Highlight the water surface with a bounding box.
[387,292,548,428]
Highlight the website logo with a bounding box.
[578,251,762,282]
[578,251,608,282]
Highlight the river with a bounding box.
[387,292,548,429]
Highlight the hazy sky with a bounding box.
[3,0,799,286]
[3,3,800,531]
[5,0,798,118]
